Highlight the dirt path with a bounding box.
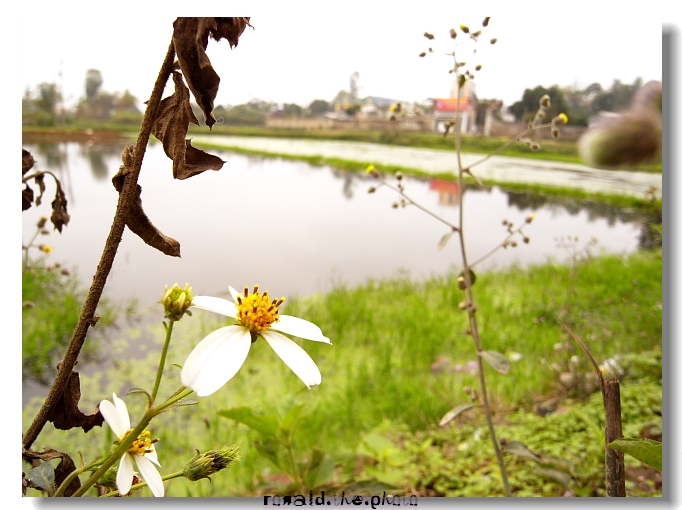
[192,135,662,198]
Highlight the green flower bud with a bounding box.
[160,283,194,321]
[183,446,241,482]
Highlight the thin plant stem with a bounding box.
[452,75,512,497]
[22,39,177,452]
[54,455,108,497]
[152,320,175,403]
[101,470,185,497]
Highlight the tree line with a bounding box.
[22,68,646,129]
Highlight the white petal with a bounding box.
[136,454,165,497]
[116,453,134,496]
[228,286,241,301]
[144,446,160,467]
[99,394,130,439]
[272,315,331,344]
[181,325,252,397]
[191,296,238,318]
[261,331,322,388]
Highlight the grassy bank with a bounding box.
[20,124,663,173]
[23,251,662,497]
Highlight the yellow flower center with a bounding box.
[125,429,157,456]
[235,285,285,333]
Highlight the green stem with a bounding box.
[101,470,185,497]
[453,73,512,497]
[54,455,108,497]
[70,386,193,496]
[151,320,175,403]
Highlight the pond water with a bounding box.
[22,141,654,312]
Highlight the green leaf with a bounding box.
[219,407,280,437]
[480,350,510,374]
[156,398,200,415]
[439,403,480,427]
[27,462,56,496]
[608,438,662,470]
[533,466,572,488]
[302,449,336,490]
[280,403,306,436]
[254,436,283,471]
[504,440,541,462]
[438,231,455,250]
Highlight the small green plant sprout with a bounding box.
[220,404,335,494]
[181,285,332,397]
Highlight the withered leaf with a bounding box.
[23,149,35,175]
[23,448,81,497]
[152,72,224,180]
[22,183,34,211]
[173,17,251,129]
[35,173,46,206]
[50,182,70,232]
[48,370,104,433]
[112,147,181,257]
[152,71,225,180]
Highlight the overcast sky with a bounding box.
[19,10,665,113]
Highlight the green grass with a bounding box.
[23,251,662,497]
[22,260,116,384]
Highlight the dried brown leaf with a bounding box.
[48,370,104,433]
[22,447,81,497]
[112,147,181,257]
[23,149,35,175]
[152,71,224,180]
[35,173,46,206]
[50,182,70,232]
[173,17,250,128]
[22,184,34,211]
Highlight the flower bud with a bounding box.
[368,186,376,193]
[539,94,551,109]
[490,38,497,44]
[424,32,434,40]
[37,216,48,229]
[460,24,470,33]
[183,446,241,482]
[419,52,426,57]
[449,28,457,39]
[160,283,194,321]
[552,113,569,125]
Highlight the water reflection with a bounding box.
[21,141,652,309]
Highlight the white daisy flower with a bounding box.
[99,393,164,497]
[181,285,331,396]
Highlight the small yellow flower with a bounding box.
[366,164,375,174]
[41,245,52,254]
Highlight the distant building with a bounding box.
[430,80,477,133]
